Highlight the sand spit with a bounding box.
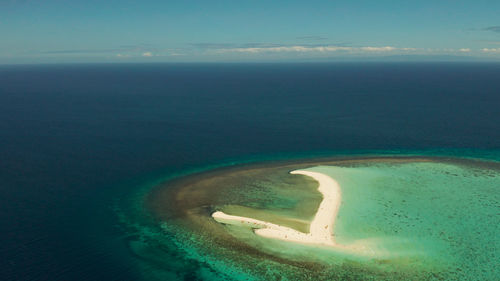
[212,169,363,252]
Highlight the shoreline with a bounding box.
[212,170,354,250]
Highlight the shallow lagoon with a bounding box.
[147,157,500,280]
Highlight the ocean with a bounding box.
[0,63,499,280]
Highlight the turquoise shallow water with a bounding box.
[312,162,499,278]
[117,153,500,280]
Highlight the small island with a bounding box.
[212,170,373,254]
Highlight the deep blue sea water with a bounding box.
[0,63,499,280]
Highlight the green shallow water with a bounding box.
[311,163,499,277]
[122,155,500,280]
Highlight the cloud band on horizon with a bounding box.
[213,45,416,54]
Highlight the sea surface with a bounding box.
[0,63,499,280]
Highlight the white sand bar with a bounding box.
[212,169,346,248]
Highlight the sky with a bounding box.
[1,0,500,63]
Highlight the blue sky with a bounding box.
[1,0,500,63]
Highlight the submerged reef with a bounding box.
[147,157,500,280]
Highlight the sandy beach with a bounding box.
[212,169,344,247]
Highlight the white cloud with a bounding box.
[218,46,349,53]
[142,52,153,57]
[481,48,500,53]
[116,53,130,58]
[442,48,471,53]
[359,46,396,52]
[215,45,419,54]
